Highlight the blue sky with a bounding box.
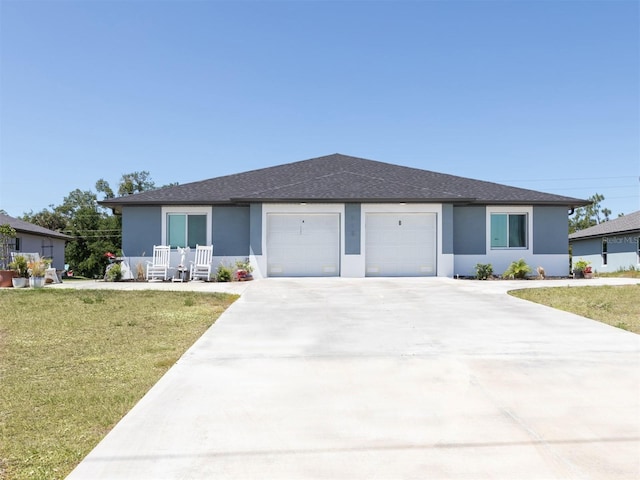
[1,0,638,218]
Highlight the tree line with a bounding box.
[18,171,164,278]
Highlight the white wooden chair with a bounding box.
[189,244,213,281]
[146,245,171,281]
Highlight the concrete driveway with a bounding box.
[66,278,640,479]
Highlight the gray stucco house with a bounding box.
[101,154,588,279]
[569,210,640,273]
[0,213,72,271]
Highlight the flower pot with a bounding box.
[12,277,27,288]
[29,276,45,288]
[0,269,16,287]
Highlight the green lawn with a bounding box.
[0,289,238,480]
[509,284,640,333]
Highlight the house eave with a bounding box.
[229,196,478,204]
[13,228,73,241]
[570,227,640,242]
[101,198,589,209]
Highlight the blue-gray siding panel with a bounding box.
[442,204,453,254]
[122,206,161,256]
[212,206,250,256]
[605,232,640,254]
[571,237,600,258]
[533,206,569,254]
[453,206,486,255]
[249,203,263,256]
[345,203,361,255]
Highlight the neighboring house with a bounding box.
[569,210,640,273]
[101,153,588,279]
[0,213,73,270]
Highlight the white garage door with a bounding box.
[365,213,436,276]
[267,213,340,277]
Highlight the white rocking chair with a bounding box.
[146,245,171,281]
[189,244,213,281]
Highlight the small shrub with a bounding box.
[574,258,590,271]
[135,262,145,281]
[235,258,253,273]
[105,263,122,282]
[502,258,532,279]
[216,264,232,282]
[474,263,493,280]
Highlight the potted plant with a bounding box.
[28,258,46,288]
[8,254,29,288]
[0,224,17,287]
[234,258,254,281]
[573,258,590,279]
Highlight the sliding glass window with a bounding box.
[167,213,207,248]
[490,213,527,249]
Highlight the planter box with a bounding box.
[0,269,15,287]
[12,277,28,288]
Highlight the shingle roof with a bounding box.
[0,213,73,240]
[569,210,640,240]
[100,153,588,208]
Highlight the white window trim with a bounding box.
[161,206,212,247]
[486,206,532,251]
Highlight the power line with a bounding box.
[496,175,638,183]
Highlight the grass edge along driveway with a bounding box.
[509,284,640,334]
[0,289,238,480]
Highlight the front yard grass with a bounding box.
[509,284,640,333]
[0,289,238,480]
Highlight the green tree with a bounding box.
[21,206,67,232]
[569,193,612,234]
[55,189,120,278]
[18,172,159,278]
[118,171,155,196]
[95,178,115,199]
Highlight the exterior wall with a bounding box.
[440,204,455,276]
[344,203,361,255]
[121,202,576,279]
[571,237,602,272]
[533,206,569,254]
[15,233,67,270]
[249,203,263,256]
[442,204,454,254]
[571,231,640,272]
[122,206,162,256]
[454,205,570,277]
[123,205,250,280]
[212,206,250,256]
[453,206,486,255]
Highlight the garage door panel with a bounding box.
[267,213,340,277]
[366,213,436,277]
